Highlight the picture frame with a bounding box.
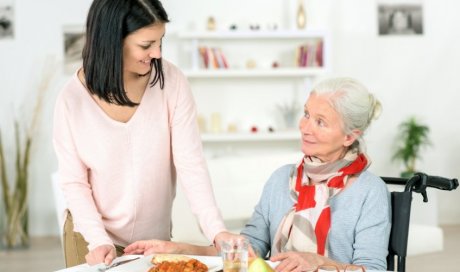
[378,3,424,36]
[63,25,85,73]
[0,0,14,40]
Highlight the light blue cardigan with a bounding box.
[241,164,391,271]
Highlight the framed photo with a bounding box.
[0,0,14,39]
[63,25,85,73]
[378,3,424,35]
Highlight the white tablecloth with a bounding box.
[54,254,389,272]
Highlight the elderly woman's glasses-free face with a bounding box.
[314,264,366,272]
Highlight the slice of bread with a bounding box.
[151,254,192,264]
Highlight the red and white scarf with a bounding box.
[272,149,370,256]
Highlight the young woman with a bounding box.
[53,0,234,267]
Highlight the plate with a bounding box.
[265,260,279,268]
[109,254,223,272]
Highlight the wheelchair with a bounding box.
[382,173,458,272]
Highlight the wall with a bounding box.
[0,0,459,238]
[329,0,460,225]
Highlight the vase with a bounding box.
[1,208,30,250]
[296,0,306,29]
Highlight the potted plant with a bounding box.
[0,123,31,249]
[0,62,54,249]
[276,99,301,129]
[392,117,431,178]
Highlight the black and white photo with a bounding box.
[0,1,14,39]
[378,4,423,35]
[63,26,85,73]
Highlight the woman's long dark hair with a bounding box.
[82,0,169,106]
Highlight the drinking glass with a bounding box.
[221,238,248,272]
[315,264,366,272]
[344,264,366,271]
[315,264,339,271]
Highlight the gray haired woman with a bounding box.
[125,78,391,271]
[241,77,391,271]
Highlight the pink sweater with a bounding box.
[53,60,226,250]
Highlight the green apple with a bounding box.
[248,257,275,272]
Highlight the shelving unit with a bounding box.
[176,29,330,155]
[201,131,299,143]
[178,29,330,74]
[184,67,324,78]
[178,29,329,39]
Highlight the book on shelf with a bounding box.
[198,46,229,69]
[296,39,323,68]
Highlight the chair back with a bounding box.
[386,190,412,272]
[51,172,67,245]
[382,173,458,272]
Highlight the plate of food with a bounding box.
[109,254,223,272]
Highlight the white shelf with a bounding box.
[177,30,328,40]
[184,68,325,78]
[201,131,300,143]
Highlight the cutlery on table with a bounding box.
[97,256,141,271]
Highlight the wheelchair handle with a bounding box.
[419,174,459,191]
[382,173,458,191]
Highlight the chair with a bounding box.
[381,173,458,272]
[51,172,67,245]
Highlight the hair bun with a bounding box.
[369,96,382,121]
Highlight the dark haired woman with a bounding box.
[53,0,231,267]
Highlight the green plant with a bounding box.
[392,117,431,178]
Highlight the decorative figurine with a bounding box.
[210,112,222,133]
[249,24,260,31]
[296,0,306,29]
[266,23,278,31]
[227,123,238,133]
[246,59,257,69]
[197,114,207,132]
[207,16,216,31]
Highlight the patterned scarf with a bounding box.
[272,149,370,256]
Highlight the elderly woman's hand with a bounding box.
[270,251,326,272]
[124,240,183,255]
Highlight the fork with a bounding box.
[97,256,141,271]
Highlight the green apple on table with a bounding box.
[248,257,275,272]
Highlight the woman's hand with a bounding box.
[213,231,245,251]
[124,240,183,255]
[270,251,325,272]
[85,244,116,265]
[213,231,257,257]
[125,239,217,256]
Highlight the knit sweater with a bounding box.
[53,60,226,250]
[241,164,391,271]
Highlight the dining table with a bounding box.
[54,254,390,272]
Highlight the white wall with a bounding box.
[0,0,459,237]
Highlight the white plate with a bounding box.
[265,260,279,268]
[109,254,222,272]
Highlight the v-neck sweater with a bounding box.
[53,60,226,250]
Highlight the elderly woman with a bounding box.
[125,77,391,271]
[241,77,391,271]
